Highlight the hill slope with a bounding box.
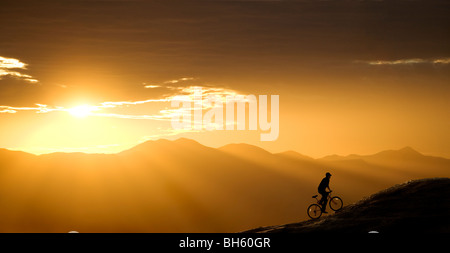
[245,178,450,233]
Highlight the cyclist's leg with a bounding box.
[318,191,326,209]
[320,191,329,211]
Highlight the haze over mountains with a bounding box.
[0,138,448,232]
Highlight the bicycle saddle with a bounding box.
[312,195,318,198]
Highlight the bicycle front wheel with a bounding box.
[329,196,343,211]
[307,204,322,219]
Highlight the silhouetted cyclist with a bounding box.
[318,172,332,213]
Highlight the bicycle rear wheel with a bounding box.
[329,196,343,211]
[307,204,322,219]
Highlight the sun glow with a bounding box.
[67,105,98,118]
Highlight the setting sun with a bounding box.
[67,105,98,118]
[0,0,448,238]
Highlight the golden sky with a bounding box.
[0,0,449,158]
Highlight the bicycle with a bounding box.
[307,191,343,219]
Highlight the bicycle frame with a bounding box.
[312,191,333,205]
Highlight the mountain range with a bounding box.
[0,138,448,232]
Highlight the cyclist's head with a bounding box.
[326,172,332,177]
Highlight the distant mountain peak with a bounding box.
[398,146,420,154]
[0,148,37,158]
[119,137,210,155]
[173,137,202,145]
[373,146,423,158]
[276,150,314,160]
[320,154,345,160]
[218,143,273,155]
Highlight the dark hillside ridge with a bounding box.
[245,178,450,233]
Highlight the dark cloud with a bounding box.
[0,0,448,101]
